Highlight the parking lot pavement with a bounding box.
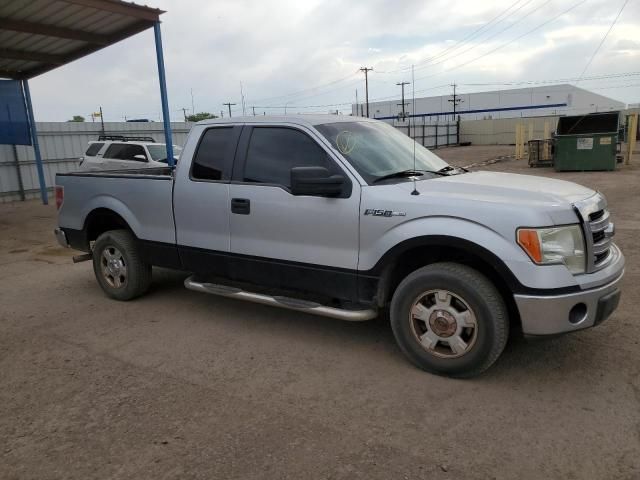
[1,149,639,479]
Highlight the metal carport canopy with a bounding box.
[0,0,175,204]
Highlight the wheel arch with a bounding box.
[83,208,136,246]
[369,235,522,329]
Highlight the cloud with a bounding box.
[28,0,640,121]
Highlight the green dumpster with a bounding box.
[554,112,619,171]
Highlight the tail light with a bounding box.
[55,186,64,210]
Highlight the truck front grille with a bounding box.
[588,208,613,268]
[574,194,615,273]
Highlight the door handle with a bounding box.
[231,198,250,215]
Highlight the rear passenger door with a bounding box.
[173,125,242,274]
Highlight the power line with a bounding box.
[412,0,588,84]
[414,0,540,71]
[576,0,629,83]
[251,102,353,109]
[412,0,550,76]
[248,71,360,105]
[380,0,528,74]
[459,71,640,86]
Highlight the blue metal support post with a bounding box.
[153,21,174,169]
[22,79,48,204]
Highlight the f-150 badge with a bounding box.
[364,209,406,217]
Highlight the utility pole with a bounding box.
[396,81,410,119]
[355,89,358,116]
[181,107,189,122]
[190,88,195,115]
[360,67,373,118]
[252,106,256,116]
[99,106,104,135]
[447,83,463,120]
[223,102,236,118]
[220,110,224,118]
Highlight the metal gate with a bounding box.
[393,119,459,148]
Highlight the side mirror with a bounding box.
[133,154,147,161]
[290,166,345,197]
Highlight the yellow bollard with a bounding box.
[543,121,550,160]
[626,113,638,166]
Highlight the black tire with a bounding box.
[92,229,152,301]
[390,262,508,378]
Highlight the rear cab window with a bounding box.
[191,127,236,181]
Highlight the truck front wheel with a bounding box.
[390,262,508,378]
[92,229,152,301]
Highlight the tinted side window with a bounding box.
[244,128,334,187]
[103,144,146,161]
[192,127,233,180]
[103,144,125,159]
[85,142,104,156]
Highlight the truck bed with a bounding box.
[56,167,176,249]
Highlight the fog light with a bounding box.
[569,303,587,324]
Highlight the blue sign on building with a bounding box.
[0,80,32,145]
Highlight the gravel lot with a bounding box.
[1,147,639,479]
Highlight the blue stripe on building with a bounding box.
[375,102,568,120]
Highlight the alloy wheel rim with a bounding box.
[100,245,127,289]
[409,289,478,358]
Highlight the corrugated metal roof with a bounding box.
[0,0,164,79]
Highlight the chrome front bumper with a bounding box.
[514,271,624,336]
[54,228,69,248]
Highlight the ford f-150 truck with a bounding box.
[54,115,624,377]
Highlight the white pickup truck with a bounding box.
[54,115,624,377]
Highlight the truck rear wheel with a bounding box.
[92,229,151,301]
[390,262,508,378]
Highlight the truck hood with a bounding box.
[398,171,595,206]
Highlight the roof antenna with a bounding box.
[410,64,420,196]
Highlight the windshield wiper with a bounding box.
[373,169,425,183]
[373,169,451,184]
[437,165,467,174]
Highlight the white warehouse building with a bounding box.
[354,84,626,122]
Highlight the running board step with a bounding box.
[184,276,377,322]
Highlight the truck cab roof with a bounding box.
[197,114,375,128]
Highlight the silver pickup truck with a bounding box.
[54,115,624,377]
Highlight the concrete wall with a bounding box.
[459,115,560,145]
[0,121,191,202]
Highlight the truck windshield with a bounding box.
[147,144,183,162]
[315,121,450,184]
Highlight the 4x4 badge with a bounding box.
[364,209,406,217]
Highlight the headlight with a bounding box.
[517,225,585,274]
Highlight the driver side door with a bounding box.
[228,125,361,301]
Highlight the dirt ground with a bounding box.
[1,146,639,479]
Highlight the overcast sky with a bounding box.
[29,0,640,121]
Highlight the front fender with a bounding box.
[360,216,577,291]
